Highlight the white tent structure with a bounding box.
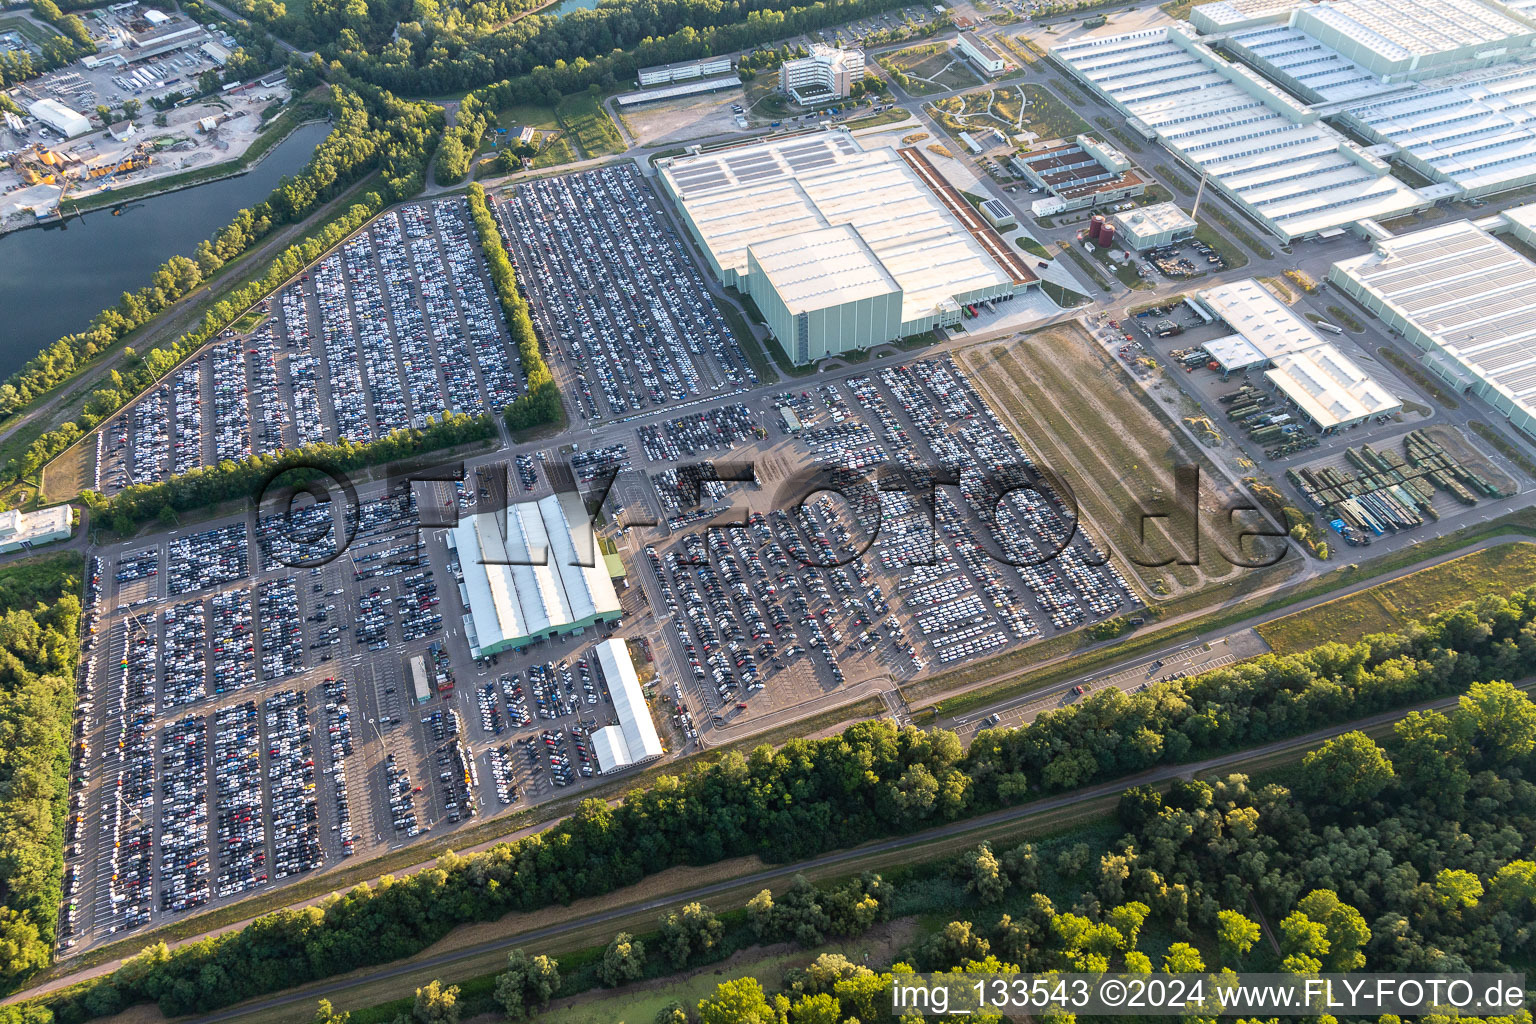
[591,639,663,774]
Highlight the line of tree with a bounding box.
[20,589,1536,1021]
[79,411,494,534]
[465,183,560,430]
[0,553,82,984]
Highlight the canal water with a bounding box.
[0,119,331,381]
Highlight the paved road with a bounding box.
[183,675,1535,1024]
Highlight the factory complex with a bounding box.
[1329,204,1536,435]
[447,492,623,657]
[1053,0,1536,241]
[658,131,1034,363]
[1191,279,1402,428]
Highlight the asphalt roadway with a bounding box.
[187,675,1536,1024]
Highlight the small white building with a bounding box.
[590,639,664,774]
[956,31,1006,76]
[0,505,72,554]
[979,197,1016,229]
[108,120,137,142]
[28,98,90,138]
[1113,202,1196,250]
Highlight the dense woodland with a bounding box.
[243,0,917,97]
[0,555,82,984]
[671,671,1536,1023]
[390,679,1536,1024]
[18,589,1536,1022]
[1,86,443,486]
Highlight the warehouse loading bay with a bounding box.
[1086,298,1523,542]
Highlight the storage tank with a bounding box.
[1098,223,1116,248]
[1088,214,1104,239]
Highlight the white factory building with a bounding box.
[1329,208,1536,436]
[658,131,1034,363]
[1113,202,1196,250]
[956,31,1006,77]
[638,55,734,87]
[779,44,865,102]
[1051,25,1426,242]
[446,492,622,657]
[590,638,664,774]
[28,98,90,137]
[1193,279,1401,429]
[0,505,72,554]
[1185,0,1536,202]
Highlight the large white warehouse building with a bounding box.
[658,131,1034,363]
[590,638,664,774]
[1329,209,1536,436]
[1188,0,1536,201]
[447,492,622,656]
[1051,25,1426,241]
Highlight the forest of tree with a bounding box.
[232,0,917,97]
[0,554,82,984]
[19,589,1536,1022]
[318,677,1536,1023]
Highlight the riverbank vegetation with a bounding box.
[1,86,443,491]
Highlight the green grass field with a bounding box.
[556,93,625,159]
[878,43,982,95]
[1257,542,1536,653]
[531,134,580,168]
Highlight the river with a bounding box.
[0,119,331,381]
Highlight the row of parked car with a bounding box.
[168,523,250,597]
[210,700,267,901]
[265,689,324,879]
[258,576,304,680]
[500,165,756,421]
[639,404,758,462]
[321,678,357,858]
[158,713,212,913]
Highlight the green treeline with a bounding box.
[353,676,1536,1023]
[1,86,443,483]
[0,553,82,984]
[465,183,560,430]
[0,1,95,86]
[80,412,494,533]
[25,589,1536,1022]
[273,0,917,98]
